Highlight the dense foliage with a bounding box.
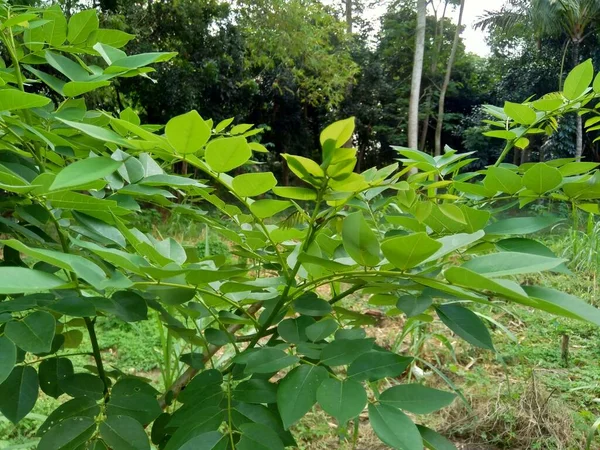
[3,3,600,449]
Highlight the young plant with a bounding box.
[2,4,600,450]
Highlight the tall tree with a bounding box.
[408,0,427,149]
[434,0,465,156]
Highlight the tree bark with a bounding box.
[434,0,465,156]
[346,0,353,34]
[408,0,427,150]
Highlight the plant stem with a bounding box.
[85,317,109,400]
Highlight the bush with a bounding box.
[2,5,600,450]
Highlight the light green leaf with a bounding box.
[166,110,211,155]
[483,167,521,194]
[484,216,562,235]
[381,232,442,270]
[0,366,39,424]
[43,6,67,47]
[277,364,329,429]
[342,212,381,267]
[5,311,55,354]
[232,172,277,197]
[0,336,16,385]
[272,186,316,200]
[38,417,96,450]
[63,80,110,97]
[282,154,324,184]
[368,403,423,450]
[94,29,135,48]
[249,200,292,219]
[205,136,251,172]
[57,118,133,148]
[67,9,99,45]
[504,101,536,125]
[380,384,456,414]
[50,157,122,191]
[0,89,50,111]
[522,286,600,327]
[105,52,177,73]
[99,416,150,450]
[317,378,367,423]
[522,163,562,194]
[563,58,593,100]
[436,304,494,350]
[320,117,355,148]
[462,252,565,277]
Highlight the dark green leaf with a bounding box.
[305,319,338,342]
[397,295,432,317]
[0,366,39,424]
[5,311,56,353]
[317,378,367,423]
[277,364,329,429]
[368,403,423,449]
[0,336,16,385]
[60,373,104,400]
[178,432,226,450]
[380,384,456,414]
[436,304,494,350]
[461,252,565,277]
[107,393,161,425]
[293,293,332,317]
[245,348,299,374]
[39,357,74,398]
[38,417,96,450]
[418,425,458,450]
[277,316,315,344]
[320,338,374,366]
[99,416,150,450]
[485,216,562,235]
[347,351,412,382]
[234,379,278,404]
[38,398,101,436]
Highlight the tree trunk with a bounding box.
[346,0,352,34]
[574,41,584,161]
[434,0,466,156]
[408,0,427,150]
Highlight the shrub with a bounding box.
[1,5,600,450]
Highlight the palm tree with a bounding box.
[476,0,600,161]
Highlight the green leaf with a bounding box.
[563,58,593,100]
[522,286,600,327]
[205,136,251,172]
[233,172,277,197]
[483,167,521,194]
[293,293,332,316]
[249,199,292,219]
[57,118,133,148]
[39,358,74,398]
[177,432,226,450]
[342,212,381,267]
[461,252,565,277]
[60,373,104,400]
[282,154,324,183]
[238,423,284,450]
[368,403,423,450]
[67,9,99,45]
[320,117,355,149]
[94,29,135,48]
[166,110,211,155]
[107,393,161,425]
[380,384,456,414]
[2,13,39,29]
[418,425,458,450]
[305,319,338,342]
[64,80,111,97]
[204,328,230,346]
[277,316,315,344]
[50,157,122,191]
[347,351,412,382]
[0,336,16,385]
[396,294,433,317]
[94,291,147,322]
[320,338,374,366]
[485,216,562,235]
[272,186,317,200]
[0,89,51,111]
[5,311,55,354]
[99,416,150,450]
[317,378,367,423]
[0,366,39,424]
[504,101,536,125]
[233,379,277,404]
[522,163,562,194]
[496,238,570,274]
[45,51,90,81]
[38,417,96,450]
[37,398,100,436]
[244,348,299,374]
[105,52,177,73]
[436,304,494,350]
[381,232,442,270]
[277,364,329,429]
